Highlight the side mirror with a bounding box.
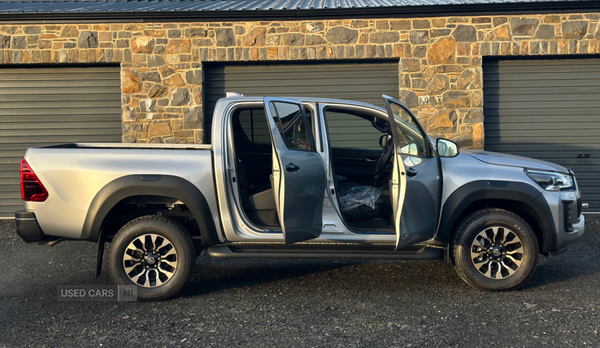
[372,118,389,133]
[436,138,460,158]
[379,134,392,148]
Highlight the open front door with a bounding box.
[263,97,326,243]
[383,95,442,250]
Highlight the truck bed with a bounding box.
[23,143,217,239]
[46,142,212,150]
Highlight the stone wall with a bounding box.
[0,13,599,147]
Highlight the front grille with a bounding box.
[577,197,582,217]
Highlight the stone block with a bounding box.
[0,34,9,49]
[140,99,156,112]
[487,25,511,41]
[186,69,203,85]
[413,20,431,29]
[171,88,191,106]
[456,68,482,90]
[428,37,456,65]
[510,17,539,36]
[148,121,172,137]
[463,108,483,123]
[122,106,136,122]
[131,36,154,54]
[167,29,181,38]
[399,89,418,108]
[351,20,369,28]
[400,58,420,72]
[390,20,411,30]
[306,35,326,46]
[216,28,235,47]
[535,24,555,39]
[140,72,161,82]
[186,28,207,38]
[148,84,168,98]
[410,30,429,45]
[166,39,191,54]
[121,69,141,94]
[23,26,41,34]
[243,27,266,46]
[148,55,165,67]
[562,21,588,40]
[78,31,99,48]
[282,33,304,46]
[60,26,79,38]
[427,74,449,95]
[428,109,456,132]
[325,27,358,44]
[370,32,399,44]
[12,36,26,49]
[443,91,470,108]
[183,106,203,128]
[165,73,184,86]
[453,25,477,42]
[430,29,451,38]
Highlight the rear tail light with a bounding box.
[20,159,48,202]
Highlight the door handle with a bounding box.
[285,163,300,172]
[365,157,377,163]
[406,167,418,177]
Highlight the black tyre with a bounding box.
[109,215,195,301]
[453,209,539,291]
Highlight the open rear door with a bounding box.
[383,95,441,250]
[263,97,326,243]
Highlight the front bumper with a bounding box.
[553,213,585,254]
[15,211,49,243]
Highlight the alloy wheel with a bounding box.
[122,233,178,287]
[470,226,524,279]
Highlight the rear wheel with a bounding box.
[453,209,539,291]
[109,215,195,301]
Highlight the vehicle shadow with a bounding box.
[178,220,600,298]
[179,257,368,298]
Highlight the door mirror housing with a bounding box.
[379,134,392,148]
[436,138,460,158]
[372,118,389,133]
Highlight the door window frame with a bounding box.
[318,101,397,236]
[321,105,391,151]
[267,99,318,153]
[384,99,432,158]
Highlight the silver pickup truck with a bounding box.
[15,94,584,300]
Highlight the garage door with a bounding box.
[483,58,600,212]
[203,61,399,143]
[0,66,122,218]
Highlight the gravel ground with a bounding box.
[0,218,599,348]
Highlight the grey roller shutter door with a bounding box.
[0,66,122,218]
[203,61,399,143]
[484,58,600,212]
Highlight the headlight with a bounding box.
[525,169,573,191]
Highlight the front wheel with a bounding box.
[453,209,539,291]
[109,215,195,301]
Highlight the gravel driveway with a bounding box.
[0,217,599,347]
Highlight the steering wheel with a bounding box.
[374,137,394,186]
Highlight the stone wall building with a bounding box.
[1,0,600,216]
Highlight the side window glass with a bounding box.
[238,109,271,144]
[390,103,428,157]
[270,101,313,151]
[324,110,385,150]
